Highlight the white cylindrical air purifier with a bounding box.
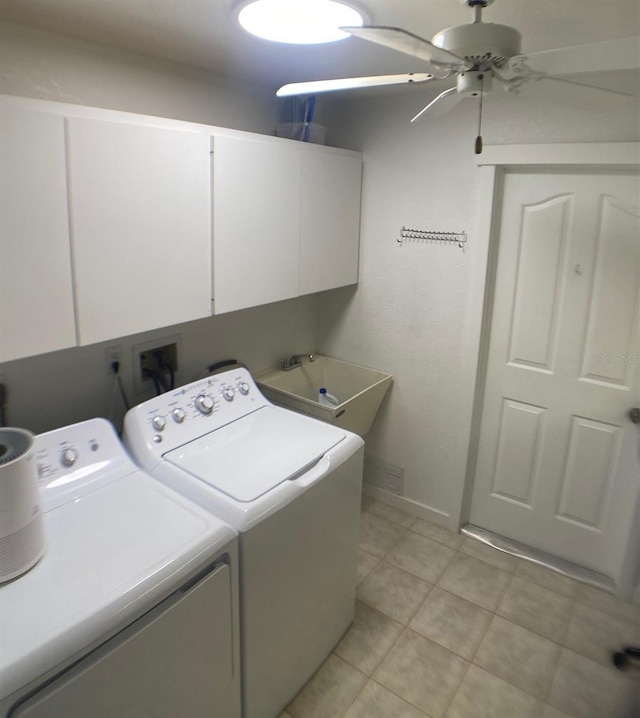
[0,427,45,583]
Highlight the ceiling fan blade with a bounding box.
[411,87,466,122]
[341,25,471,73]
[507,74,636,110]
[276,72,435,97]
[507,35,640,78]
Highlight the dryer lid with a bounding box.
[164,406,346,503]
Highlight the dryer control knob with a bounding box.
[172,408,186,423]
[195,394,214,414]
[222,387,235,401]
[152,415,166,431]
[238,381,250,395]
[61,448,78,467]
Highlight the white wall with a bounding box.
[318,87,640,529]
[0,20,275,132]
[0,20,319,433]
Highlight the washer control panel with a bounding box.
[34,418,133,512]
[124,368,270,456]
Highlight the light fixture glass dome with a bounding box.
[237,0,365,44]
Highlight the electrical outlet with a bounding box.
[105,346,122,375]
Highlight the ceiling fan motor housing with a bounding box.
[457,69,493,96]
[432,22,522,69]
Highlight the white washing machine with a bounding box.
[123,367,364,718]
[0,418,241,718]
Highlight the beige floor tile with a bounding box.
[577,584,638,623]
[564,602,639,666]
[437,554,512,611]
[374,629,468,718]
[343,680,428,718]
[334,600,403,675]
[357,560,433,624]
[474,615,561,700]
[548,648,639,718]
[361,495,374,512]
[460,538,519,572]
[498,576,574,642]
[515,561,580,599]
[287,654,367,718]
[358,512,408,558]
[356,549,380,584]
[387,531,457,583]
[410,587,492,660]
[368,500,417,528]
[446,665,542,718]
[410,519,465,550]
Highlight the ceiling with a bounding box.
[0,0,638,94]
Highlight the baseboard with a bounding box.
[362,483,455,531]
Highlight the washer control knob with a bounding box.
[172,408,186,424]
[152,415,166,431]
[222,387,235,402]
[61,448,78,467]
[195,394,214,414]
[238,381,250,395]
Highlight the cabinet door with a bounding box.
[66,118,211,345]
[211,134,301,314]
[0,106,76,362]
[299,146,362,295]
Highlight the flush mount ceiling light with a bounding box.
[236,0,365,44]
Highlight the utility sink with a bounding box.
[255,356,392,436]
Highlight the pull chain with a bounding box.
[475,73,484,155]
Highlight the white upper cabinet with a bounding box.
[0,106,77,363]
[211,134,302,314]
[0,95,363,360]
[299,145,362,295]
[212,133,362,315]
[66,117,211,345]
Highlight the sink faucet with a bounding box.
[281,353,315,371]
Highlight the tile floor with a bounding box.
[280,497,640,718]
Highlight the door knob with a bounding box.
[630,408,640,424]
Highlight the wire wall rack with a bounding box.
[397,226,467,250]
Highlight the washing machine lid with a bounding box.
[0,468,236,702]
[164,406,346,503]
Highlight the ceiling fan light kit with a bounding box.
[275,0,639,152]
[236,0,366,44]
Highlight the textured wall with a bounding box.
[0,20,276,131]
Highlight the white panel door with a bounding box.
[67,117,211,345]
[211,134,301,314]
[0,105,76,361]
[470,170,640,579]
[299,146,362,295]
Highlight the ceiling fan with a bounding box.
[276,0,639,152]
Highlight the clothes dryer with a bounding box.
[0,418,240,718]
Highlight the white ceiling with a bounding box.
[0,0,637,93]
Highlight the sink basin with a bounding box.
[254,356,392,436]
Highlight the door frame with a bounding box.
[460,142,640,595]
